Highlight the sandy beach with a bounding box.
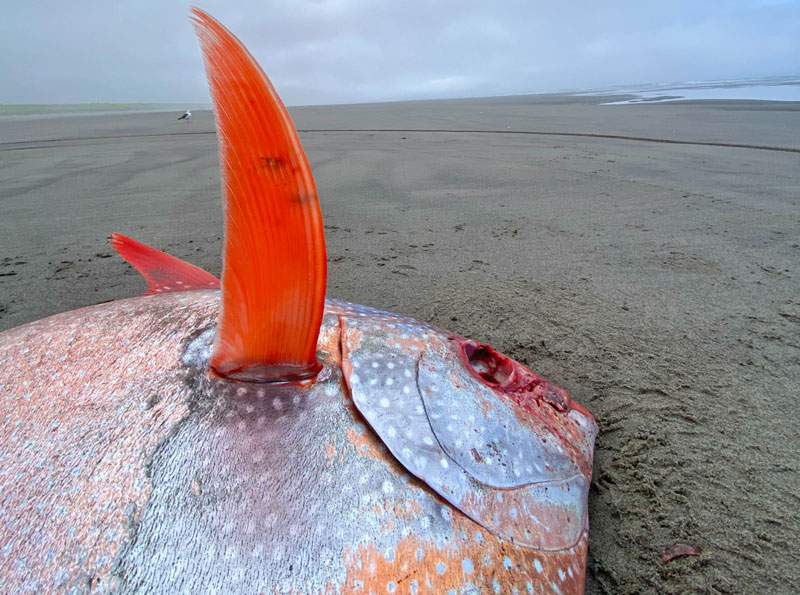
[1,94,798,593]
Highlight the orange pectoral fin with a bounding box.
[110,233,220,295]
[190,8,327,383]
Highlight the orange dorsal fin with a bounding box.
[110,233,220,295]
[191,8,327,383]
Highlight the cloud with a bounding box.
[1,0,798,104]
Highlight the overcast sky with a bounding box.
[1,0,798,106]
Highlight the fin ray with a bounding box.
[190,8,327,382]
[110,233,220,295]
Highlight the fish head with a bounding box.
[333,300,597,552]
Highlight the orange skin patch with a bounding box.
[324,434,342,464]
[339,517,588,594]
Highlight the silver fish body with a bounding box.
[0,290,596,593]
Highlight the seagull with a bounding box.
[177,109,192,122]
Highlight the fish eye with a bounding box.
[460,340,515,387]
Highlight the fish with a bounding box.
[0,8,597,594]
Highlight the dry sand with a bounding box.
[1,95,799,593]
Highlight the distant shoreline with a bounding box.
[3,76,799,116]
[0,103,209,119]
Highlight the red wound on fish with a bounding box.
[191,8,326,383]
[109,233,220,295]
[457,339,591,416]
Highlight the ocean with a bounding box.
[583,76,800,104]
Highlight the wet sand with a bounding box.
[1,95,799,593]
